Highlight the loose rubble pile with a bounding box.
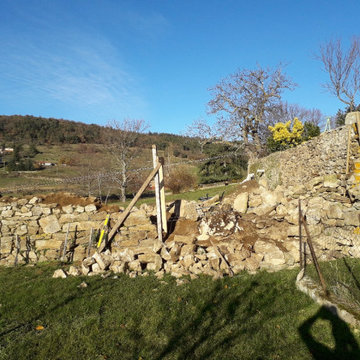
[54,171,360,280]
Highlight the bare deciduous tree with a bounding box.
[267,102,323,126]
[208,64,296,158]
[107,118,149,202]
[185,118,217,153]
[317,38,360,110]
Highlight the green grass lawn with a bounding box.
[119,183,238,208]
[1,264,359,360]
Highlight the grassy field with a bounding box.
[1,263,360,360]
[0,144,204,199]
[120,183,239,208]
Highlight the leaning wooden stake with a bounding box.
[299,200,303,270]
[152,145,163,242]
[99,162,162,253]
[300,213,327,294]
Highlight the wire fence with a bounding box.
[0,151,245,196]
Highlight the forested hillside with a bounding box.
[0,115,200,154]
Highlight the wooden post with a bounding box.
[158,157,167,234]
[87,228,93,257]
[99,162,162,252]
[346,126,351,174]
[61,223,70,262]
[299,199,303,269]
[25,235,31,264]
[152,145,163,242]
[300,214,327,294]
[14,235,20,266]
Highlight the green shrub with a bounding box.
[167,165,198,193]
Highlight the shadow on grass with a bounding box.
[0,276,107,339]
[343,258,360,292]
[156,280,261,360]
[299,306,360,360]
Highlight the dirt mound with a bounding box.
[40,192,121,212]
[41,193,99,207]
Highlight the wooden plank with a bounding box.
[152,145,163,242]
[100,162,162,252]
[346,126,351,174]
[158,157,167,234]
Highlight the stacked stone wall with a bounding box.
[2,125,360,278]
[251,126,349,189]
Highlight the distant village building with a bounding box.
[0,147,14,155]
[38,161,56,167]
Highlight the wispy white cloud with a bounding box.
[0,1,161,122]
[0,31,144,111]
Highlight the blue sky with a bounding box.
[1,0,359,134]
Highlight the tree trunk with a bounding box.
[120,159,127,203]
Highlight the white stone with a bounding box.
[53,269,67,278]
[233,192,248,213]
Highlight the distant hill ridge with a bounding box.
[0,115,198,151]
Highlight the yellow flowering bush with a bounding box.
[268,117,304,150]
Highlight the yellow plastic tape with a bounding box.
[97,215,110,248]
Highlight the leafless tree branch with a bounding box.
[317,37,360,110]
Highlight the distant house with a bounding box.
[38,161,56,167]
[0,147,14,155]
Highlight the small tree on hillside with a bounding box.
[185,118,217,153]
[107,118,149,202]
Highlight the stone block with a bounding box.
[32,206,43,216]
[53,269,67,278]
[244,253,262,272]
[85,204,97,213]
[39,215,61,234]
[254,240,285,267]
[173,235,195,245]
[68,265,81,276]
[234,192,248,213]
[35,239,63,250]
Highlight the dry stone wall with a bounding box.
[251,126,349,189]
[2,124,360,280]
[0,198,158,266]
